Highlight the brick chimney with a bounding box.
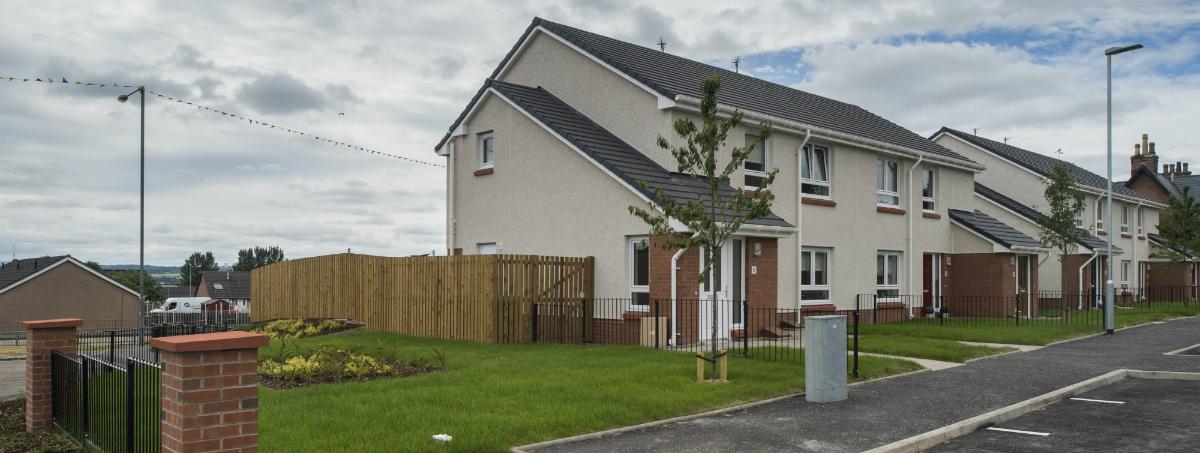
[1130,133,1159,177]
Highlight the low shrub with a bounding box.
[254,318,360,340]
[259,346,442,389]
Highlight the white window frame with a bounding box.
[743,133,769,189]
[478,131,495,168]
[1120,204,1130,234]
[876,251,902,300]
[1095,198,1105,231]
[801,144,831,198]
[628,236,650,309]
[476,242,497,255]
[876,159,900,207]
[921,168,937,212]
[1136,206,1144,236]
[1120,260,1132,286]
[800,248,832,304]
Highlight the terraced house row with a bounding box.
[434,18,1198,340]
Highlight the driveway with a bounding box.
[535,317,1200,452]
[0,359,23,401]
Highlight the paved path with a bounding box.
[537,317,1200,452]
[0,359,23,401]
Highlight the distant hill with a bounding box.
[103,264,181,274]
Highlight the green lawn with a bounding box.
[259,332,920,452]
[860,304,1200,346]
[853,335,1016,362]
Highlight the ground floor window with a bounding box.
[877,251,901,299]
[476,242,497,254]
[800,248,831,303]
[628,237,650,306]
[1120,260,1132,286]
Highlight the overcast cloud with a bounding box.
[1,0,1198,266]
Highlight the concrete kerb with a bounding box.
[863,369,1200,453]
[509,366,934,453]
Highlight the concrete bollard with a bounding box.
[804,315,847,403]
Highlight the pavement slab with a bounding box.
[532,318,1200,453]
[0,359,23,401]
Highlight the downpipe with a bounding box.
[670,231,702,347]
[906,155,925,319]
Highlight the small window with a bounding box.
[1120,260,1131,284]
[921,168,936,212]
[1095,198,1105,231]
[1120,205,1130,234]
[1136,207,1143,235]
[743,133,768,188]
[801,144,830,197]
[801,248,831,303]
[1077,212,1085,228]
[876,159,900,207]
[477,242,497,255]
[213,283,223,290]
[876,251,901,299]
[629,237,650,306]
[478,132,494,167]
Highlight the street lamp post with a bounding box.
[118,86,146,342]
[1105,44,1142,335]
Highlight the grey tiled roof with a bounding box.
[0,256,69,291]
[1172,174,1200,202]
[973,183,1119,253]
[438,18,975,166]
[949,209,1046,250]
[200,271,251,300]
[937,127,1155,203]
[489,80,792,228]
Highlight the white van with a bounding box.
[150,297,212,314]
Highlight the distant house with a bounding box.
[1123,134,1200,291]
[0,256,141,326]
[195,271,251,312]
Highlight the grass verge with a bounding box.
[860,304,1200,346]
[260,332,920,452]
[0,399,82,453]
[853,335,1015,362]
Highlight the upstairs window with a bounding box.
[743,133,768,188]
[876,251,901,300]
[921,168,937,212]
[1136,207,1144,235]
[801,144,830,197]
[876,159,900,207]
[478,132,495,168]
[1120,205,1130,234]
[477,243,497,255]
[628,237,650,306]
[1095,198,1105,231]
[801,248,831,303]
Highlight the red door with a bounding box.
[922,254,934,313]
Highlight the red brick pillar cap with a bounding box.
[150,331,269,353]
[21,318,84,329]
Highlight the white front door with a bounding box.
[699,241,736,343]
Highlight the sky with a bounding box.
[2,0,1198,267]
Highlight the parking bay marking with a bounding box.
[986,427,1051,437]
[1069,397,1125,404]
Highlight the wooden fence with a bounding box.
[251,253,594,343]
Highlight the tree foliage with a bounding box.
[628,75,775,378]
[1157,187,1200,261]
[1036,164,1086,262]
[179,251,219,287]
[84,260,166,304]
[233,246,286,271]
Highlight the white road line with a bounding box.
[1069,397,1125,404]
[986,427,1051,437]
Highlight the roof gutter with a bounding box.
[672,95,985,173]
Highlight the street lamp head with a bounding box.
[117,94,129,103]
[1105,43,1144,56]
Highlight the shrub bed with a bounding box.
[259,345,443,389]
[0,399,82,453]
[253,318,362,340]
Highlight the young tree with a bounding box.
[232,246,286,271]
[629,75,775,381]
[1157,187,1200,261]
[179,251,218,288]
[1036,164,1086,262]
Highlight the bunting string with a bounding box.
[4,75,445,168]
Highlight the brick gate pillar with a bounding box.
[22,318,82,432]
[151,331,269,453]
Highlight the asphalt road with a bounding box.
[929,378,1200,452]
[536,317,1200,452]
